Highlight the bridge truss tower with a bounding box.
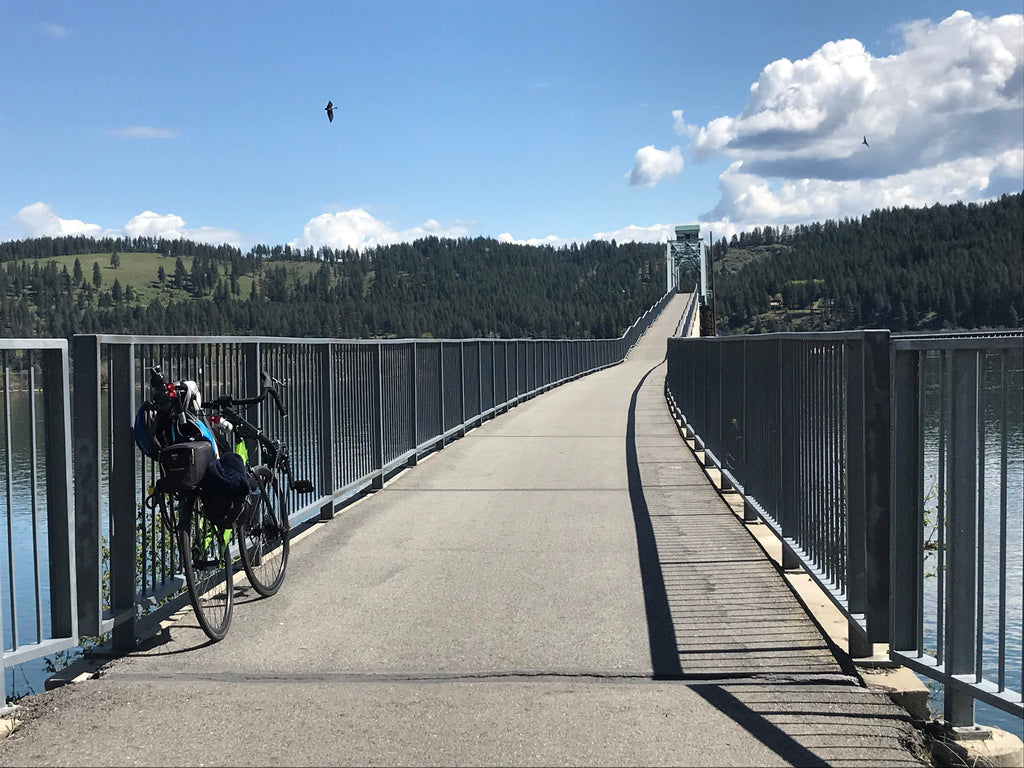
[666,224,716,335]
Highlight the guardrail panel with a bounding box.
[1,340,77,700]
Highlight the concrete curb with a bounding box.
[926,724,1024,767]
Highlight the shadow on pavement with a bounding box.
[625,361,682,679]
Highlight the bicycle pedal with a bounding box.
[291,479,315,494]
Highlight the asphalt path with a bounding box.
[0,294,927,766]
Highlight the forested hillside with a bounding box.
[3,193,1019,340]
[0,236,665,339]
[712,193,1023,334]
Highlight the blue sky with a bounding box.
[2,1,1022,251]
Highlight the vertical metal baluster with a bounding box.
[997,351,1008,692]
[28,354,42,643]
[945,347,979,727]
[3,353,18,651]
[937,351,948,665]
[975,350,986,683]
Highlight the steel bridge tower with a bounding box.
[666,224,716,335]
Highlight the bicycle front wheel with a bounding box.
[178,496,233,641]
[238,466,290,597]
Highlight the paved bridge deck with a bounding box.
[0,295,926,766]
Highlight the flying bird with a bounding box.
[862,136,869,147]
[325,101,335,123]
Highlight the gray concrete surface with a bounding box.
[0,295,928,766]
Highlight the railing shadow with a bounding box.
[625,360,682,679]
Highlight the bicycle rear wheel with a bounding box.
[178,496,233,641]
[238,466,290,597]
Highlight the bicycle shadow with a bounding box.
[128,582,263,657]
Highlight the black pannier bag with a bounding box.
[156,441,215,494]
[199,452,255,527]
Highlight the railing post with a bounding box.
[437,342,445,449]
[408,343,418,466]
[42,346,76,642]
[779,338,800,571]
[72,334,103,637]
[945,347,980,728]
[861,330,891,649]
[109,344,137,651]
[845,336,870,657]
[459,342,467,437]
[890,345,921,657]
[243,341,262,460]
[372,342,384,490]
[318,343,336,520]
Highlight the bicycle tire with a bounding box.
[238,466,290,597]
[178,495,233,641]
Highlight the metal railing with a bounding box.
[673,285,700,338]
[69,291,673,653]
[891,333,1023,727]
[665,332,892,656]
[0,339,78,690]
[665,329,1023,728]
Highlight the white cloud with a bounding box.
[109,126,179,139]
[627,145,685,187]
[590,224,674,244]
[123,211,242,246]
[9,203,241,246]
[290,208,470,251]
[179,226,243,248]
[678,11,1023,228]
[14,202,106,237]
[124,211,187,239]
[38,22,68,39]
[672,110,698,138]
[497,233,571,247]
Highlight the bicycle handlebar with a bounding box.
[203,370,287,418]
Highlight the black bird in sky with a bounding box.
[325,101,335,123]
[862,135,869,147]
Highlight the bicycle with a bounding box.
[203,371,315,597]
[140,367,236,641]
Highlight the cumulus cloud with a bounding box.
[123,211,242,246]
[705,151,1024,225]
[628,145,685,187]
[15,202,106,237]
[109,126,179,139]
[290,208,470,251]
[497,233,571,247]
[680,11,1023,227]
[10,203,240,246]
[591,224,674,244]
[125,211,187,239]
